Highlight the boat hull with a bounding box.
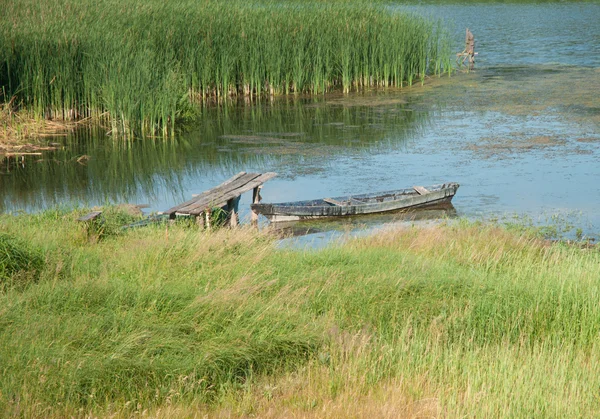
[252,183,459,222]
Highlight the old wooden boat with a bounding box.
[252,182,459,222]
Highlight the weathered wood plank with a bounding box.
[78,211,102,222]
[252,183,460,221]
[164,172,250,215]
[228,198,238,227]
[192,171,248,200]
[3,152,43,156]
[188,172,276,215]
[177,172,262,214]
[178,173,259,213]
[188,172,277,215]
[192,172,249,197]
[164,171,277,221]
[413,186,430,195]
[251,186,262,225]
[323,198,346,206]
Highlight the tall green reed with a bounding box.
[0,0,451,137]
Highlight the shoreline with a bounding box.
[0,73,452,148]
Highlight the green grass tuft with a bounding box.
[0,233,44,285]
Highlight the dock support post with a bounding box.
[205,208,211,231]
[227,198,238,227]
[77,211,103,240]
[251,186,262,226]
[196,213,205,229]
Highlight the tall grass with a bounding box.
[1,210,600,417]
[0,0,451,137]
[0,233,43,285]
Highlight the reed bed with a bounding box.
[0,0,451,137]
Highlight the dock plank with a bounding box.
[164,172,255,216]
[78,211,102,222]
[165,172,277,218]
[188,172,277,215]
[189,171,247,201]
[177,173,262,214]
[164,171,247,215]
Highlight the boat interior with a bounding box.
[271,183,456,208]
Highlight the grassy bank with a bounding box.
[0,209,599,417]
[0,0,450,138]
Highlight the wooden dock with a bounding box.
[163,171,277,227]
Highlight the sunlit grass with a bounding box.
[2,211,597,417]
[0,0,451,138]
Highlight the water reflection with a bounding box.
[0,95,433,212]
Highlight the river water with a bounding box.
[1,2,599,242]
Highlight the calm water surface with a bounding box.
[2,2,599,242]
